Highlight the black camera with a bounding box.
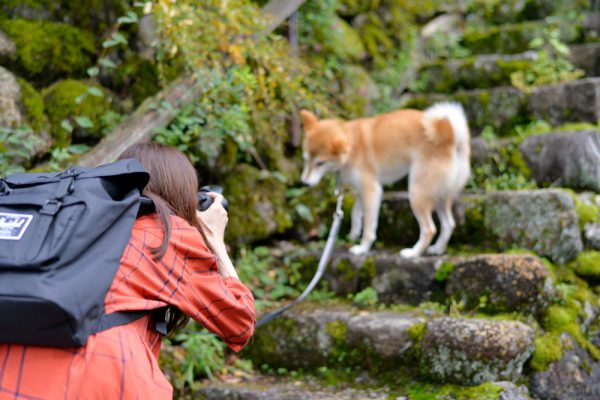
[198,185,228,212]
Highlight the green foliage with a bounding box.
[423,32,471,60]
[154,0,334,176]
[351,287,378,308]
[0,19,95,87]
[468,127,536,191]
[0,126,43,175]
[42,79,114,146]
[46,144,89,172]
[434,261,456,282]
[299,2,366,62]
[510,26,585,93]
[235,246,300,312]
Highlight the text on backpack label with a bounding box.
[0,212,33,240]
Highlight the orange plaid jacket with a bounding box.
[0,214,256,400]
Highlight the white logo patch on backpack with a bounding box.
[0,212,33,240]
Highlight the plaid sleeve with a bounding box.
[105,215,256,352]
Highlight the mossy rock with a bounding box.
[420,317,534,385]
[572,251,600,281]
[402,86,530,136]
[463,19,583,56]
[0,0,54,20]
[222,164,293,246]
[466,0,591,25]
[0,19,95,87]
[314,14,366,62]
[17,78,48,134]
[42,79,114,147]
[337,65,378,117]
[416,56,535,93]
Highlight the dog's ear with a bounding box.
[331,137,350,156]
[299,110,318,130]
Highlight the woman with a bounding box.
[0,143,256,399]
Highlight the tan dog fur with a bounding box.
[300,102,471,257]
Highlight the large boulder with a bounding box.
[446,254,553,315]
[0,29,15,58]
[0,66,23,128]
[530,335,600,400]
[0,19,96,87]
[420,317,535,385]
[42,79,114,147]
[519,130,600,193]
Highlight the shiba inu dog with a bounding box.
[300,102,470,257]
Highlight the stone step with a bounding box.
[322,252,553,316]
[402,77,600,135]
[197,376,394,400]
[197,375,532,400]
[242,303,535,387]
[460,14,596,56]
[375,189,582,264]
[416,42,600,93]
[471,129,600,193]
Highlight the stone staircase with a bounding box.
[196,6,600,400]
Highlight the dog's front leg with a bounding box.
[349,180,382,255]
[349,197,363,241]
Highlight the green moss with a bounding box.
[407,322,426,343]
[576,202,599,228]
[542,303,600,360]
[325,320,347,341]
[42,79,113,146]
[572,251,600,279]
[0,19,95,87]
[408,381,505,400]
[17,78,47,134]
[530,333,563,371]
[434,261,456,282]
[223,164,293,246]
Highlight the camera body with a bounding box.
[198,185,228,212]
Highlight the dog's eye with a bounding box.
[315,160,327,167]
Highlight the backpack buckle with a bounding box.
[0,180,11,195]
[40,199,62,216]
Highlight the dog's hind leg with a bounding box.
[400,188,436,258]
[349,196,363,241]
[349,180,382,255]
[427,197,455,255]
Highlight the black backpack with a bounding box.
[0,159,151,347]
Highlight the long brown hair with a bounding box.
[118,142,201,259]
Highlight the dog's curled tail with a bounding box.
[422,102,470,156]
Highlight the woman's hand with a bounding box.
[196,192,228,243]
[196,192,238,279]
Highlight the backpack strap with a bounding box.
[97,310,151,333]
[28,170,80,262]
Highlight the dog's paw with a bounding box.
[427,244,446,255]
[400,248,421,258]
[349,244,369,255]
